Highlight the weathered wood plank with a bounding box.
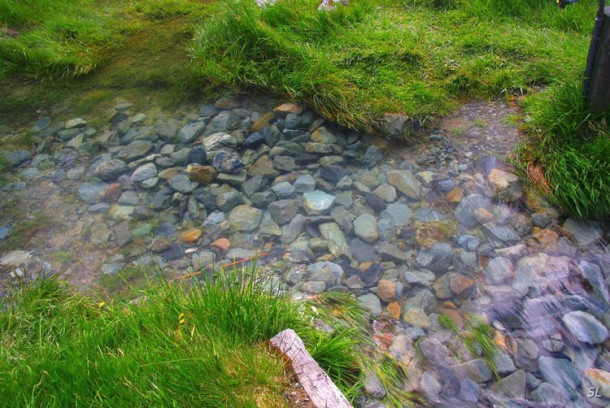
[270,329,353,408]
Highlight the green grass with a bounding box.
[192,0,591,132]
[517,82,610,220]
[0,268,415,407]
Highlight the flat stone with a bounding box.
[415,243,454,273]
[454,194,492,229]
[563,218,603,246]
[179,121,205,143]
[273,102,303,115]
[273,155,296,172]
[131,163,157,182]
[228,205,263,232]
[530,383,565,406]
[380,202,411,227]
[168,174,198,193]
[248,155,278,178]
[109,205,135,220]
[319,222,351,259]
[93,159,128,181]
[350,239,377,263]
[301,281,326,294]
[353,213,378,243]
[485,257,514,284]
[212,151,244,174]
[378,243,408,262]
[373,183,397,203]
[268,199,299,225]
[78,182,110,204]
[0,250,31,266]
[271,181,295,198]
[404,308,431,329]
[294,174,316,193]
[377,279,397,303]
[451,359,492,383]
[358,293,382,317]
[65,118,87,128]
[116,140,153,161]
[387,170,422,199]
[303,190,335,213]
[538,356,581,398]
[307,262,344,286]
[186,165,218,185]
[493,369,525,399]
[203,132,237,153]
[404,270,435,286]
[562,311,608,344]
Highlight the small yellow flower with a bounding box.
[97,301,105,309]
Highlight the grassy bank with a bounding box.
[0,269,412,406]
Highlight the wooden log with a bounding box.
[269,329,353,408]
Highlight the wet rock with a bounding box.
[373,183,397,203]
[383,113,408,138]
[268,199,299,225]
[364,369,386,399]
[451,359,492,383]
[563,218,603,247]
[354,213,379,243]
[454,194,492,229]
[301,281,326,294]
[579,260,609,303]
[377,279,397,303]
[303,190,335,214]
[448,273,474,295]
[228,205,263,232]
[294,174,316,193]
[404,270,435,286]
[248,155,278,178]
[280,214,305,244]
[420,371,441,401]
[273,155,296,172]
[78,182,110,204]
[358,293,382,317]
[364,145,383,168]
[415,243,454,273]
[530,383,565,406]
[483,222,520,244]
[359,263,383,287]
[65,118,87,129]
[179,121,205,143]
[213,184,242,212]
[131,163,157,182]
[113,222,132,247]
[380,202,411,227]
[271,181,295,198]
[186,165,218,185]
[212,151,244,174]
[562,311,608,345]
[404,308,431,329]
[351,239,377,263]
[243,132,264,148]
[168,174,198,194]
[319,222,351,259]
[485,257,514,284]
[320,165,349,184]
[387,170,422,200]
[203,132,237,154]
[93,159,128,181]
[487,169,522,202]
[116,140,153,161]
[492,369,525,399]
[307,262,344,286]
[378,243,408,262]
[538,356,581,398]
